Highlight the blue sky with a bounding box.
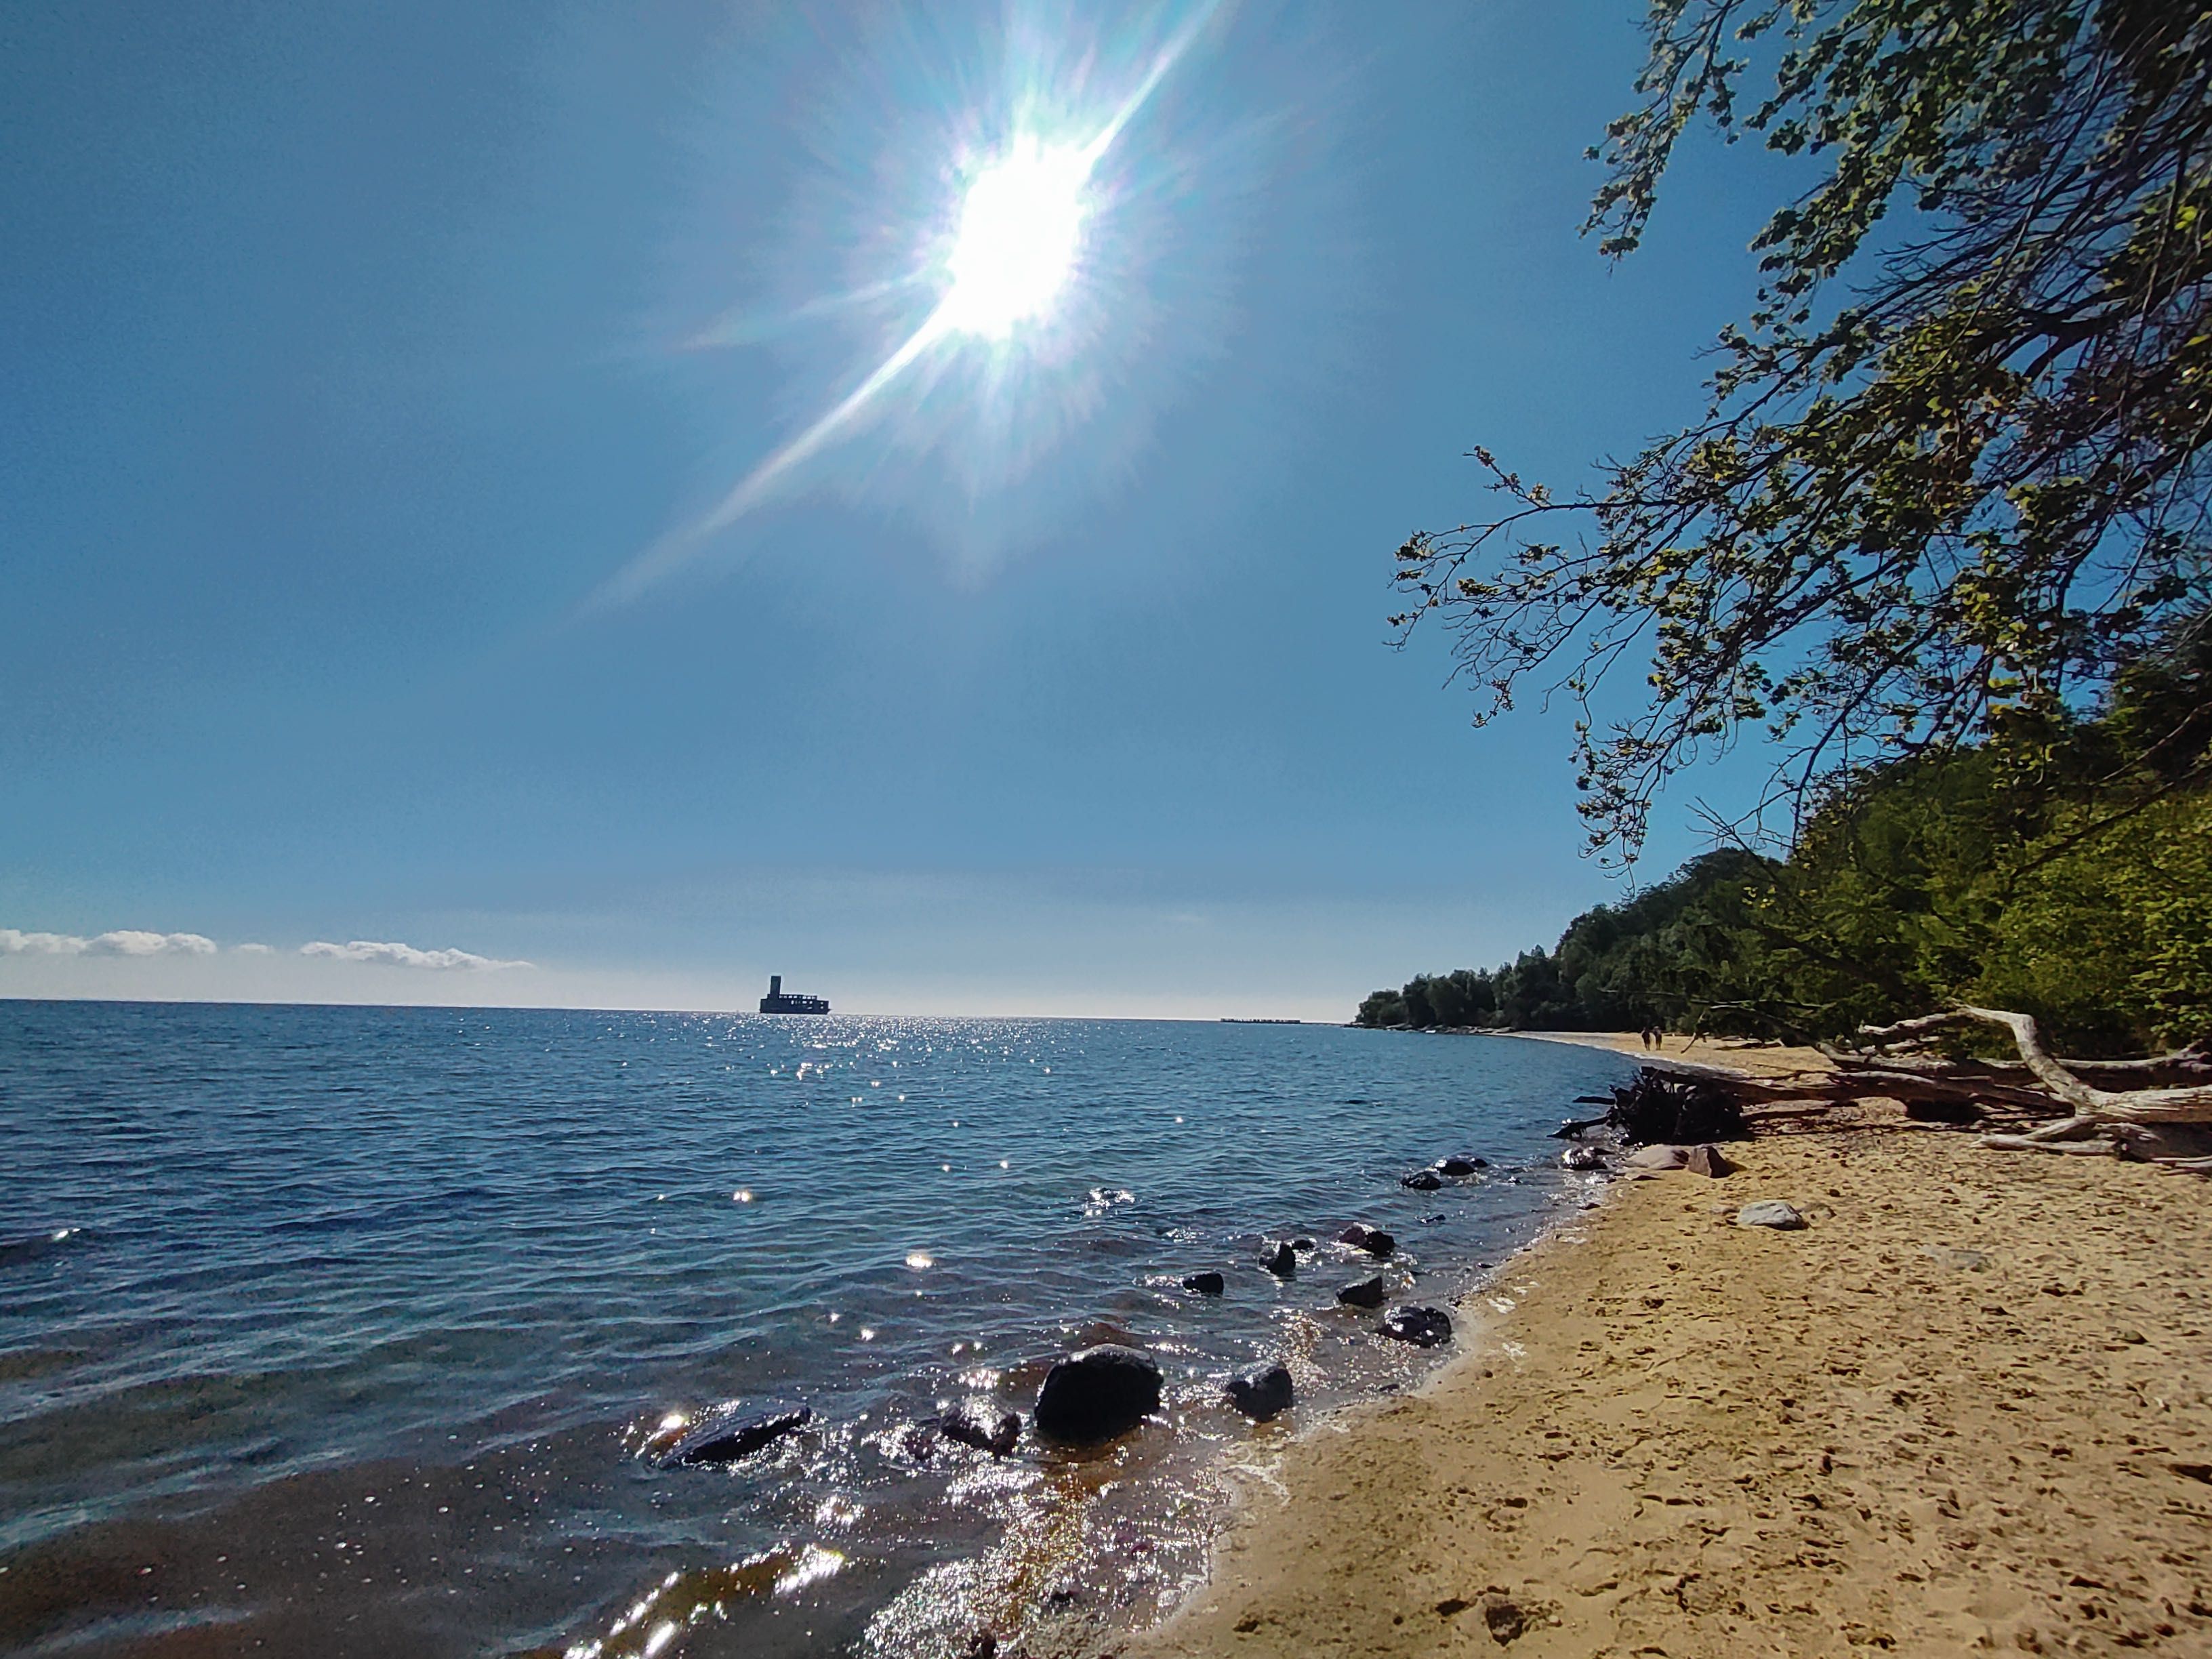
[3,1,1791,1017]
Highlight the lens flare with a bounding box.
[941,138,1092,338]
[591,1,1224,610]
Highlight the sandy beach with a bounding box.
[1130,1033,2212,1657]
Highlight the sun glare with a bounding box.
[941,137,1092,339]
[598,3,1226,606]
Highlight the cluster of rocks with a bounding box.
[1018,1198,1461,1439]
[1557,1140,1739,1178]
[655,1151,1488,1471]
[1622,1142,1736,1177]
[1399,1153,1488,1191]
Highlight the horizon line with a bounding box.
[0,991,1347,1025]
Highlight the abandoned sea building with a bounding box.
[758,975,830,1015]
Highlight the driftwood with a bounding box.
[1646,1008,2212,1174]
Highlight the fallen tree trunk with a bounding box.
[1646,1055,2064,1115]
[1643,1009,2212,1174]
[1853,1007,2212,1124]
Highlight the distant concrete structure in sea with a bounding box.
[759,974,830,1015]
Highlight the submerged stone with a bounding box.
[1033,1345,1162,1444]
[659,1404,813,1468]
[942,1406,1021,1456]
[1380,1305,1452,1347]
[1225,1363,1294,1422]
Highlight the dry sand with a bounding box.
[1127,1035,2212,1658]
[1513,1029,1839,1081]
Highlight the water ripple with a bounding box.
[0,1002,1633,1658]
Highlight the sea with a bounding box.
[0,1001,1634,1658]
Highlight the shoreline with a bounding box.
[1488,1025,1839,1082]
[1113,1035,2212,1657]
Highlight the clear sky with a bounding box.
[3,0,1792,1017]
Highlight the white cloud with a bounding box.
[0,929,89,955]
[1,928,216,957]
[3,926,529,972]
[90,930,218,957]
[299,939,532,971]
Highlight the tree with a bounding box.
[1355,987,1410,1027]
[1393,0,2212,865]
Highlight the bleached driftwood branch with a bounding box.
[1650,1008,2212,1173]
[1854,1006,2212,1127]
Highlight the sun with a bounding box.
[940,136,1093,339]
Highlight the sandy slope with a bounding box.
[1512,1029,1837,1080]
[1128,1054,2212,1657]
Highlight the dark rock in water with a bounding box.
[1561,1145,1607,1172]
[1336,1224,1372,1248]
[0,1227,87,1267]
[1357,1229,1396,1258]
[1380,1305,1452,1347]
[1225,1362,1294,1422]
[1336,1275,1387,1309]
[1033,1344,1162,1443]
[1182,1270,1226,1296]
[942,1406,1021,1456]
[660,1405,813,1467]
[1401,1169,1443,1191]
[889,1425,942,1460]
[1685,1143,1736,1178]
[1435,1156,1486,1176]
[1261,1240,1298,1277]
[1291,1237,1317,1252]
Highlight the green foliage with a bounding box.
[1353,849,1780,1031]
[1360,623,2212,1050]
[1393,0,2212,864]
[1973,792,2212,1049]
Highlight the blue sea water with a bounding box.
[0,1002,1633,1658]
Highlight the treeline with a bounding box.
[1357,622,2212,1056]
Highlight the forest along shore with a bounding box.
[1124,1038,2212,1658]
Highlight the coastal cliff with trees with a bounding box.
[1358,619,2209,1052]
[1366,0,2212,1066]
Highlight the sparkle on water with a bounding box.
[940,136,1092,338]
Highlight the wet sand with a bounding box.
[1126,1036,2212,1657]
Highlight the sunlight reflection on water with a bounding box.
[0,1002,1634,1658]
